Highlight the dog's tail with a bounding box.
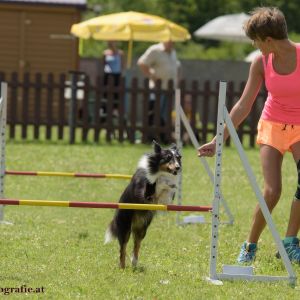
[104,220,118,244]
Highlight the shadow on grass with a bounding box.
[132,265,146,273]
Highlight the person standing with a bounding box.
[138,41,181,142]
[198,7,300,264]
[103,41,125,114]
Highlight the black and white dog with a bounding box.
[104,141,181,268]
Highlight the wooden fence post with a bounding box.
[33,73,42,140]
[21,72,30,139]
[201,80,211,143]
[58,73,66,140]
[81,75,90,142]
[117,76,126,143]
[69,72,78,144]
[9,72,17,139]
[165,80,174,144]
[141,78,150,144]
[46,73,54,140]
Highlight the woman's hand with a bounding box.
[197,141,216,157]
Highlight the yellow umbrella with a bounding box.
[71,11,191,68]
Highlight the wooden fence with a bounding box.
[0,71,267,146]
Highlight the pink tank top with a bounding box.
[261,44,300,125]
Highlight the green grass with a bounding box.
[1,141,300,299]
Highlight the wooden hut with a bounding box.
[0,0,86,77]
[0,0,86,126]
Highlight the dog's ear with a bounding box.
[170,143,181,158]
[153,140,161,154]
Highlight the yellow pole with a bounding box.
[119,203,167,211]
[79,38,84,56]
[127,39,133,69]
[127,25,133,69]
[37,171,75,177]
[19,200,69,207]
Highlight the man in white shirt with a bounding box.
[138,41,180,90]
[138,41,181,142]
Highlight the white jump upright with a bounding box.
[174,88,183,224]
[174,88,234,225]
[0,82,11,224]
[207,81,296,286]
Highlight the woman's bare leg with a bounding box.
[247,144,283,243]
[285,141,300,237]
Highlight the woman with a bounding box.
[198,7,300,264]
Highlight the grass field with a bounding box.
[1,139,300,299]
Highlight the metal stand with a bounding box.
[207,81,296,286]
[174,88,234,225]
[174,89,183,225]
[0,82,12,225]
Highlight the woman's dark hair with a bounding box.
[244,7,288,41]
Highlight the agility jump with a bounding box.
[206,81,296,286]
[0,198,212,212]
[5,170,132,180]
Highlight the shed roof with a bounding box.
[0,0,86,8]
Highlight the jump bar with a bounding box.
[0,199,212,212]
[5,170,132,180]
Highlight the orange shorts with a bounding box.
[257,119,300,154]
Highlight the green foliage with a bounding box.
[79,0,300,60]
[176,40,253,60]
[80,39,104,58]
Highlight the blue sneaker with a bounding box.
[277,237,300,264]
[237,242,257,264]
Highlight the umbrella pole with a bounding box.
[125,38,133,138]
[79,38,84,56]
[127,39,133,69]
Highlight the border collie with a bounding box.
[104,141,181,269]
